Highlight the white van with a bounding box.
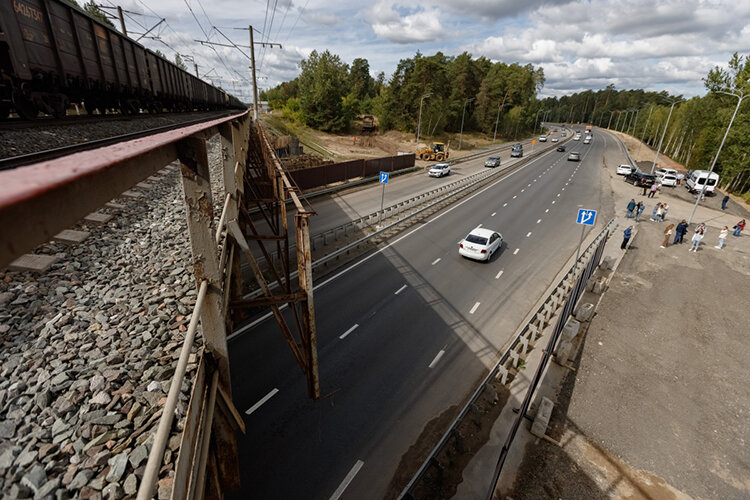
[686,170,720,194]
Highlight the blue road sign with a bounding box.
[576,209,597,226]
[379,171,389,184]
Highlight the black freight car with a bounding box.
[0,0,240,119]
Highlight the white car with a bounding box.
[573,134,581,141]
[551,137,559,143]
[659,174,678,187]
[428,163,451,177]
[583,137,591,144]
[616,164,633,175]
[539,135,547,142]
[655,167,677,178]
[459,227,503,262]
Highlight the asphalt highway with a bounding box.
[228,126,610,499]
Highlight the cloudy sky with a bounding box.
[110,0,750,101]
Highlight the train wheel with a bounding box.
[13,93,38,120]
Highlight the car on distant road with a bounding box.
[557,145,566,152]
[510,144,523,157]
[459,227,503,262]
[484,156,501,168]
[616,164,634,175]
[573,134,581,141]
[567,152,581,161]
[551,137,559,142]
[539,135,547,142]
[428,163,451,177]
[583,137,591,144]
[626,170,656,187]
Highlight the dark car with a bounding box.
[556,145,566,152]
[626,171,656,187]
[484,156,501,168]
[510,144,523,158]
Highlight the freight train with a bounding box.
[0,0,245,119]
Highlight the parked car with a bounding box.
[567,152,581,161]
[686,170,720,194]
[511,144,523,158]
[459,227,503,262]
[654,167,677,178]
[428,163,451,177]
[616,164,634,175]
[659,174,678,187]
[539,135,547,142]
[484,156,501,168]
[557,145,566,152]
[626,170,656,187]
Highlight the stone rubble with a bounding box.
[0,136,226,498]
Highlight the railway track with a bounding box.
[0,111,240,170]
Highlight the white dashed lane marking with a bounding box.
[330,460,365,500]
[495,269,504,279]
[432,258,441,265]
[395,285,407,295]
[246,388,279,415]
[537,219,542,224]
[339,324,359,340]
[513,248,520,255]
[491,212,496,216]
[470,302,481,314]
[428,349,446,368]
[526,232,532,237]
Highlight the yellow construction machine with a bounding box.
[416,142,450,161]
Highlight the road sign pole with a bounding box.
[575,222,585,262]
[379,182,386,226]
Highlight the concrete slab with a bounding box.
[136,182,152,189]
[84,212,113,225]
[105,202,125,210]
[121,190,142,198]
[53,229,90,244]
[7,254,59,272]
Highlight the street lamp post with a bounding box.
[626,108,636,134]
[636,104,654,161]
[533,109,543,134]
[687,89,745,224]
[607,110,615,129]
[459,97,475,150]
[614,111,623,131]
[650,98,682,175]
[416,92,432,150]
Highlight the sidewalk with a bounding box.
[468,131,750,499]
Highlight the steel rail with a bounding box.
[0,111,238,170]
[398,218,616,499]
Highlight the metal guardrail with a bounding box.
[398,217,617,499]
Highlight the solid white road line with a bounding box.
[432,258,441,265]
[428,349,446,368]
[495,269,504,279]
[339,324,359,340]
[513,248,520,255]
[470,302,481,314]
[395,284,408,295]
[330,460,364,500]
[526,232,532,237]
[537,219,542,224]
[245,388,279,415]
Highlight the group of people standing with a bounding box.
[625,199,669,222]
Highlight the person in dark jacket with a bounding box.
[673,220,688,244]
[621,225,633,249]
[626,199,636,218]
[722,195,729,210]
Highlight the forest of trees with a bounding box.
[261,50,545,140]
[262,51,749,195]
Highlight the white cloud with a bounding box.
[369,2,444,43]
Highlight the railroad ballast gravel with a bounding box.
[0,137,226,499]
